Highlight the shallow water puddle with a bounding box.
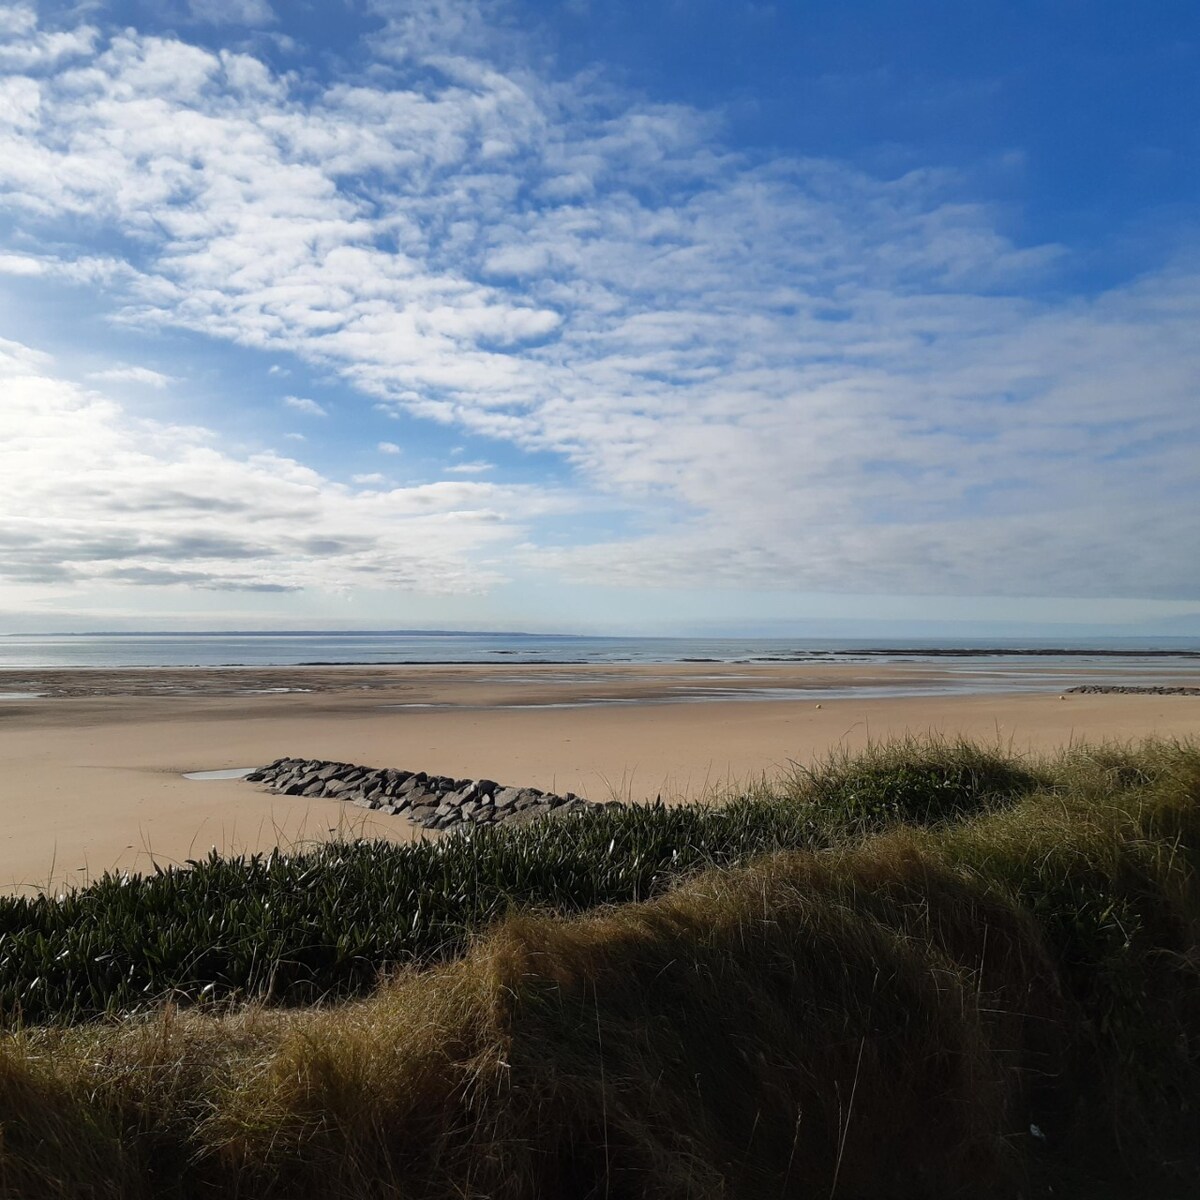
[0,692,44,700]
[182,767,256,781]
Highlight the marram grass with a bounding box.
[0,736,1038,1024]
[0,736,1197,1198]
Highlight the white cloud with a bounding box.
[352,472,387,485]
[0,15,96,70]
[282,395,327,416]
[0,251,43,275]
[445,460,494,474]
[89,365,175,387]
[0,338,566,597]
[0,75,40,130]
[0,8,1196,603]
[0,6,37,38]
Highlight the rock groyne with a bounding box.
[246,757,612,830]
[1065,685,1200,696]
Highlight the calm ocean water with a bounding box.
[1,631,1199,671]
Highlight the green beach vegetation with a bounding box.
[0,736,1197,1197]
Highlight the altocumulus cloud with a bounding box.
[282,395,328,417]
[88,366,176,388]
[0,337,566,597]
[0,0,1197,603]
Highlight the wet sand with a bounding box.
[1,661,1197,893]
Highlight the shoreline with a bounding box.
[3,643,1200,679]
[1,661,1198,894]
[3,644,1200,670]
[4,654,1200,701]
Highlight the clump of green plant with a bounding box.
[788,735,1045,831]
[0,793,827,1024]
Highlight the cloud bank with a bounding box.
[0,337,559,597]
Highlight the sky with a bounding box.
[1,0,1198,636]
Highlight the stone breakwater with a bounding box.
[1065,685,1200,696]
[246,757,617,830]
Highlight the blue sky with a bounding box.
[1,0,1198,635]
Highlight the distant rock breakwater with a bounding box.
[1065,685,1200,696]
[246,757,617,830]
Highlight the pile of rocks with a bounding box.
[245,757,607,830]
[1066,685,1200,696]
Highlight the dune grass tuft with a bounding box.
[785,733,1046,830]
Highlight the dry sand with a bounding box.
[1,661,1197,893]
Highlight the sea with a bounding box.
[1,632,1199,704]
[1,630,1198,670]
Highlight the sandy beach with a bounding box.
[1,660,1197,893]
